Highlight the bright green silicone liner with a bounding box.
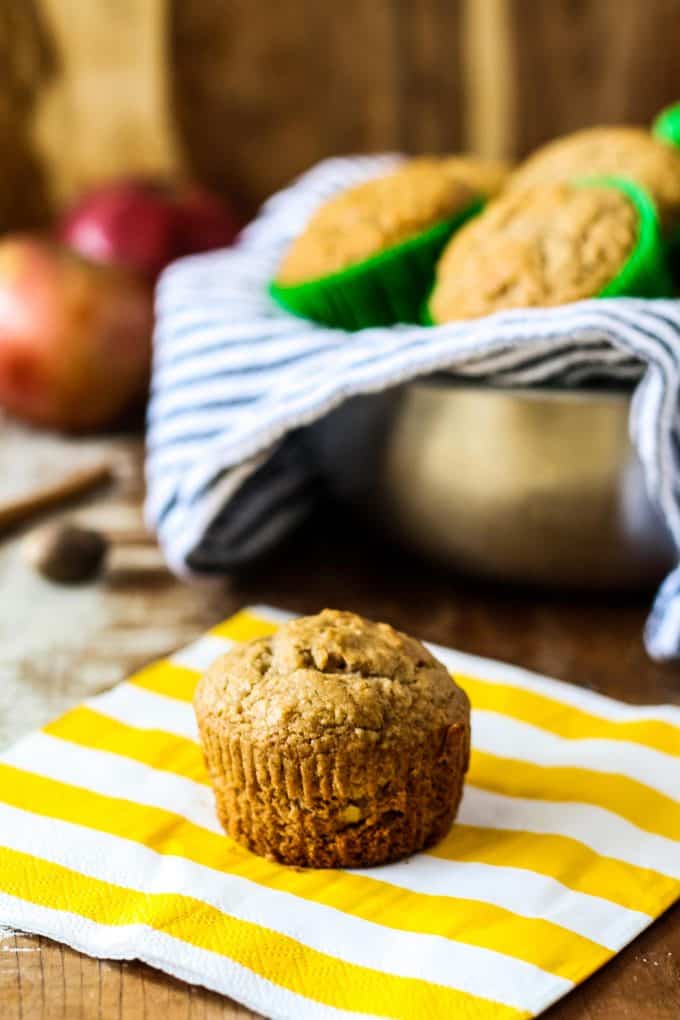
[584,176,674,298]
[269,196,484,332]
[669,234,680,285]
[653,101,680,149]
[652,102,680,284]
[423,175,674,325]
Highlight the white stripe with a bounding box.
[88,611,680,855]
[2,732,219,832]
[357,855,647,953]
[87,684,198,741]
[244,609,680,731]
[156,314,301,352]
[168,609,289,672]
[1,735,649,952]
[248,604,296,624]
[472,710,680,801]
[150,368,293,415]
[454,337,634,377]
[152,331,328,389]
[145,440,207,473]
[171,633,233,672]
[149,310,652,503]
[459,785,680,880]
[426,640,680,728]
[0,893,371,1020]
[76,615,680,876]
[648,573,680,660]
[152,346,305,395]
[239,606,680,729]
[155,455,273,576]
[144,163,680,673]
[166,608,680,779]
[149,408,260,447]
[0,803,570,1014]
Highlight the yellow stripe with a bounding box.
[0,764,608,982]
[469,750,680,842]
[210,609,279,643]
[0,846,525,1020]
[129,660,199,702]
[433,825,678,917]
[128,609,281,703]
[122,660,680,774]
[459,675,680,758]
[44,708,207,783]
[214,611,680,758]
[43,704,679,918]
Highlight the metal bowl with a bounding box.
[312,379,675,590]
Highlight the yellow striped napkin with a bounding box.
[1,605,679,1020]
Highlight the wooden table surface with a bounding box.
[1,425,679,1020]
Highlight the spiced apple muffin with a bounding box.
[270,158,483,330]
[442,154,511,199]
[428,178,671,323]
[194,609,471,868]
[509,126,680,237]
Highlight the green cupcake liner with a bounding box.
[269,197,484,331]
[652,101,680,149]
[669,232,680,289]
[423,176,673,325]
[652,102,680,286]
[578,176,675,299]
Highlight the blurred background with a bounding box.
[3,0,680,229]
[1,0,680,768]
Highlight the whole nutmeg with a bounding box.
[23,522,109,584]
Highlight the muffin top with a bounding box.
[429,182,638,322]
[441,155,511,199]
[275,159,477,285]
[509,126,680,232]
[195,609,468,751]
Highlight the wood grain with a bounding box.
[0,461,112,534]
[393,0,465,154]
[0,0,55,229]
[169,0,400,213]
[462,0,515,158]
[509,0,680,158]
[0,424,225,750]
[33,0,177,204]
[0,429,679,1018]
[2,914,678,1020]
[2,4,680,1015]
[1,0,680,215]
[0,934,255,1019]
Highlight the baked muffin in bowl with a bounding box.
[509,125,680,239]
[427,177,672,323]
[270,157,484,330]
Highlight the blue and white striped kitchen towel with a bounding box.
[146,155,680,661]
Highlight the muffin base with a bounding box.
[199,720,470,868]
[270,198,483,332]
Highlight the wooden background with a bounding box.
[2,4,680,1017]
[1,0,680,227]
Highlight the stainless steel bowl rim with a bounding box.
[420,374,635,404]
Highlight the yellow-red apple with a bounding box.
[0,237,153,432]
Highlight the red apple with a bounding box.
[0,236,153,432]
[57,178,241,283]
[173,185,241,256]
